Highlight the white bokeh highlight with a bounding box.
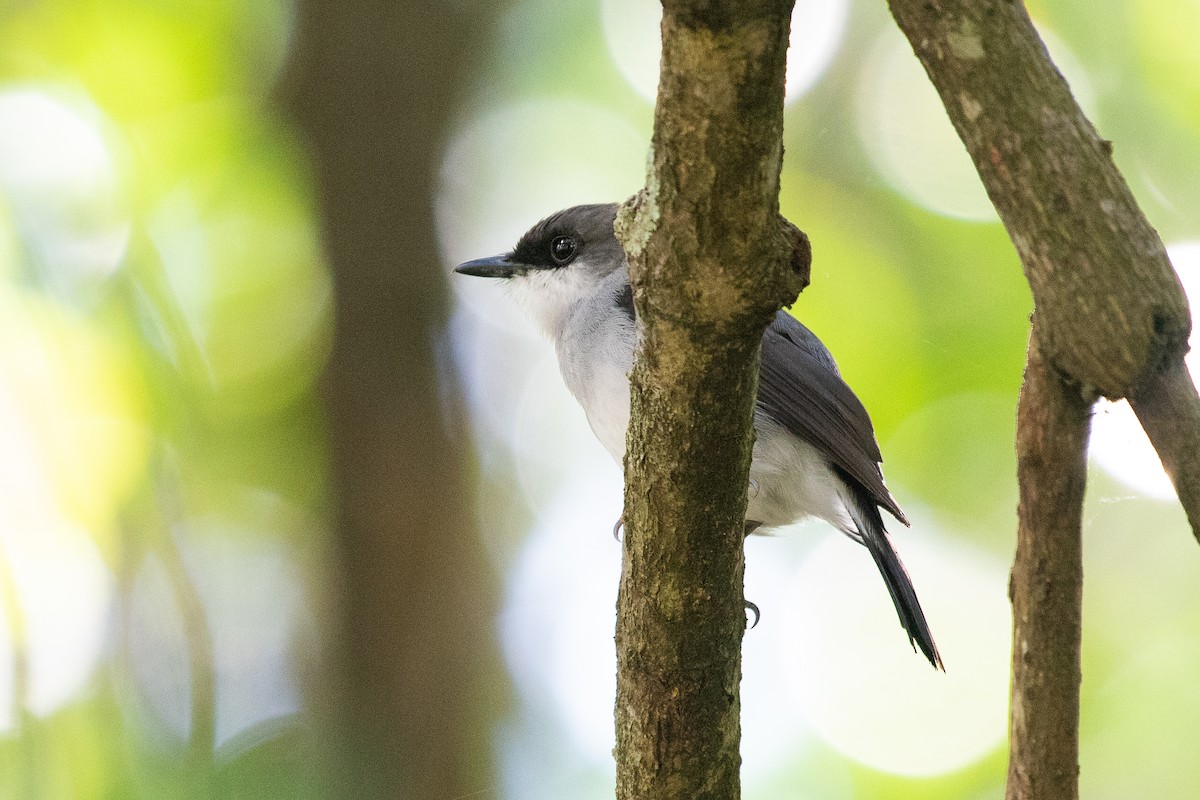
[856,27,995,222]
[498,470,624,768]
[0,519,113,730]
[601,0,849,105]
[0,86,130,293]
[781,525,1010,775]
[127,518,308,748]
[0,300,123,730]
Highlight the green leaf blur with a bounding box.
[0,0,328,797]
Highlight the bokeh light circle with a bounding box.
[0,520,113,730]
[855,28,996,222]
[128,514,309,747]
[498,470,624,766]
[1132,0,1200,131]
[601,0,848,105]
[740,531,816,782]
[781,526,1010,776]
[1090,399,1174,499]
[0,292,147,540]
[145,164,334,418]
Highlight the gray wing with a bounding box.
[757,311,908,526]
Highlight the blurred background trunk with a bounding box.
[282,4,502,799]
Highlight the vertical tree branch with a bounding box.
[613,2,804,798]
[1009,332,1088,800]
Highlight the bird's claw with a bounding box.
[612,514,624,542]
[745,599,761,629]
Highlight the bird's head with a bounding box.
[455,203,626,338]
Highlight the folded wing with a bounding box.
[756,311,908,526]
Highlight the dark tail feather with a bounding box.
[845,491,943,670]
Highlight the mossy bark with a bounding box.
[612,2,805,799]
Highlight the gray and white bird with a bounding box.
[456,203,942,669]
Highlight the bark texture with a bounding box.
[887,2,1199,798]
[281,5,497,800]
[1009,333,1087,800]
[613,2,805,799]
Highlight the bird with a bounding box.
[455,203,942,669]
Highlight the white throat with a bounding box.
[503,262,608,339]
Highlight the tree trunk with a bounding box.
[281,4,499,800]
[613,2,806,798]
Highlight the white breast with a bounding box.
[555,280,636,464]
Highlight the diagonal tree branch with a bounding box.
[886,0,1196,524]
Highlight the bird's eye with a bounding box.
[550,235,577,265]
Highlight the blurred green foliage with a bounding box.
[0,0,330,797]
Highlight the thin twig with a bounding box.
[153,460,217,790]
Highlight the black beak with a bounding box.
[454,254,519,278]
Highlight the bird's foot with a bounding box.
[612,513,624,542]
